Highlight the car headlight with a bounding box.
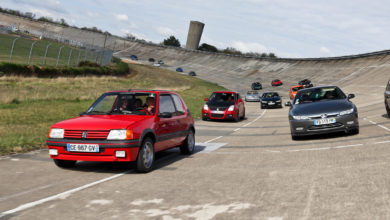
[276,100,281,102]
[292,115,310,120]
[49,128,64,139]
[203,104,209,111]
[261,101,267,103]
[228,105,235,111]
[339,108,354,116]
[107,129,133,140]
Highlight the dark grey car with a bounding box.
[385,79,390,117]
[286,86,359,140]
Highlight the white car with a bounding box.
[245,91,260,102]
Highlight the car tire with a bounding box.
[348,127,360,135]
[53,159,76,168]
[180,130,195,155]
[386,102,390,118]
[241,110,245,119]
[136,137,155,173]
[235,110,240,122]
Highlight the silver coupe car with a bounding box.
[286,86,359,140]
[245,91,260,102]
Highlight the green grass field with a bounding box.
[0,63,225,155]
[0,33,101,66]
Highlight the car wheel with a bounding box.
[136,137,155,173]
[291,134,300,140]
[386,102,390,118]
[202,117,207,121]
[53,159,76,168]
[348,127,360,135]
[235,110,240,122]
[241,110,245,119]
[180,130,195,155]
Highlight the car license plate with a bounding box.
[268,102,275,105]
[314,118,336,125]
[67,144,99,152]
[211,110,224,114]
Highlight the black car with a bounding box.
[251,82,262,90]
[286,86,359,140]
[298,79,313,88]
[385,79,390,117]
[148,58,155,62]
[261,92,282,109]
[158,59,164,65]
[130,55,138,61]
[189,71,196,76]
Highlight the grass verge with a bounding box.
[0,62,225,155]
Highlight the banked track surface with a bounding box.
[1,44,390,219]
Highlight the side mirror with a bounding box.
[238,98,243,102]
[204,98,208,102]
[158,112,173,118]
[348,94,355,99]
[285,101,292,107]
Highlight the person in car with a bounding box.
[144,97,155,114]
[134,98,143,109]
[120,99,129,111]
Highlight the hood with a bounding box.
[291,99,354,115]
[262,97,281,101]
[207,101,234,108]
[52,115,149,130]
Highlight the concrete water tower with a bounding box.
[185,21,205,50]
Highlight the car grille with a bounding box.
[308,123,343,130]
[211,114,224,118]
[210,107,227,111]
[308,113,339,119]
[64,130,110,139]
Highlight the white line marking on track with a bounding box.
[333,144,363,149]
[287,144,364,153]
[234,128,241,132]
[365,118,390,132]
[266,150,281,153]
[374,140,390,144]
[204,136,223,143]
[0,171,131,218]
[0,184,54,202]
[197,143,227,154]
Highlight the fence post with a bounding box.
[9,37,20,62]
[84,48,88,61]
[76,50,81,66]
[27,41,38,65]
[42,43,52,65]
[94,51,99,63]
[56,46,64,67]
[67,48,73,66]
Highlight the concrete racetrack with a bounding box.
[1,86,390,219]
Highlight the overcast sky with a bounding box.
[2,0,390,58]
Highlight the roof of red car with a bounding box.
[212,91,236,94]
[106,89,175,94]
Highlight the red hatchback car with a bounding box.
[46,90,195,173]
[271,79,283,86]
[202,91,245,121]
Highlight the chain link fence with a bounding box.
[0,27,112,66]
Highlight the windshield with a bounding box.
[86,92,157,115]
[209,92,235,103]
[293,87,346,104]
[262,92,279,98]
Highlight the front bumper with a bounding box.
[261,101,282,108]
[46,138,140,162]
[289,113,359,136]
[246,97,260,102]
[202,110,235,120]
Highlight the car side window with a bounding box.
[158,95,176,114]
[171,94,185,115]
